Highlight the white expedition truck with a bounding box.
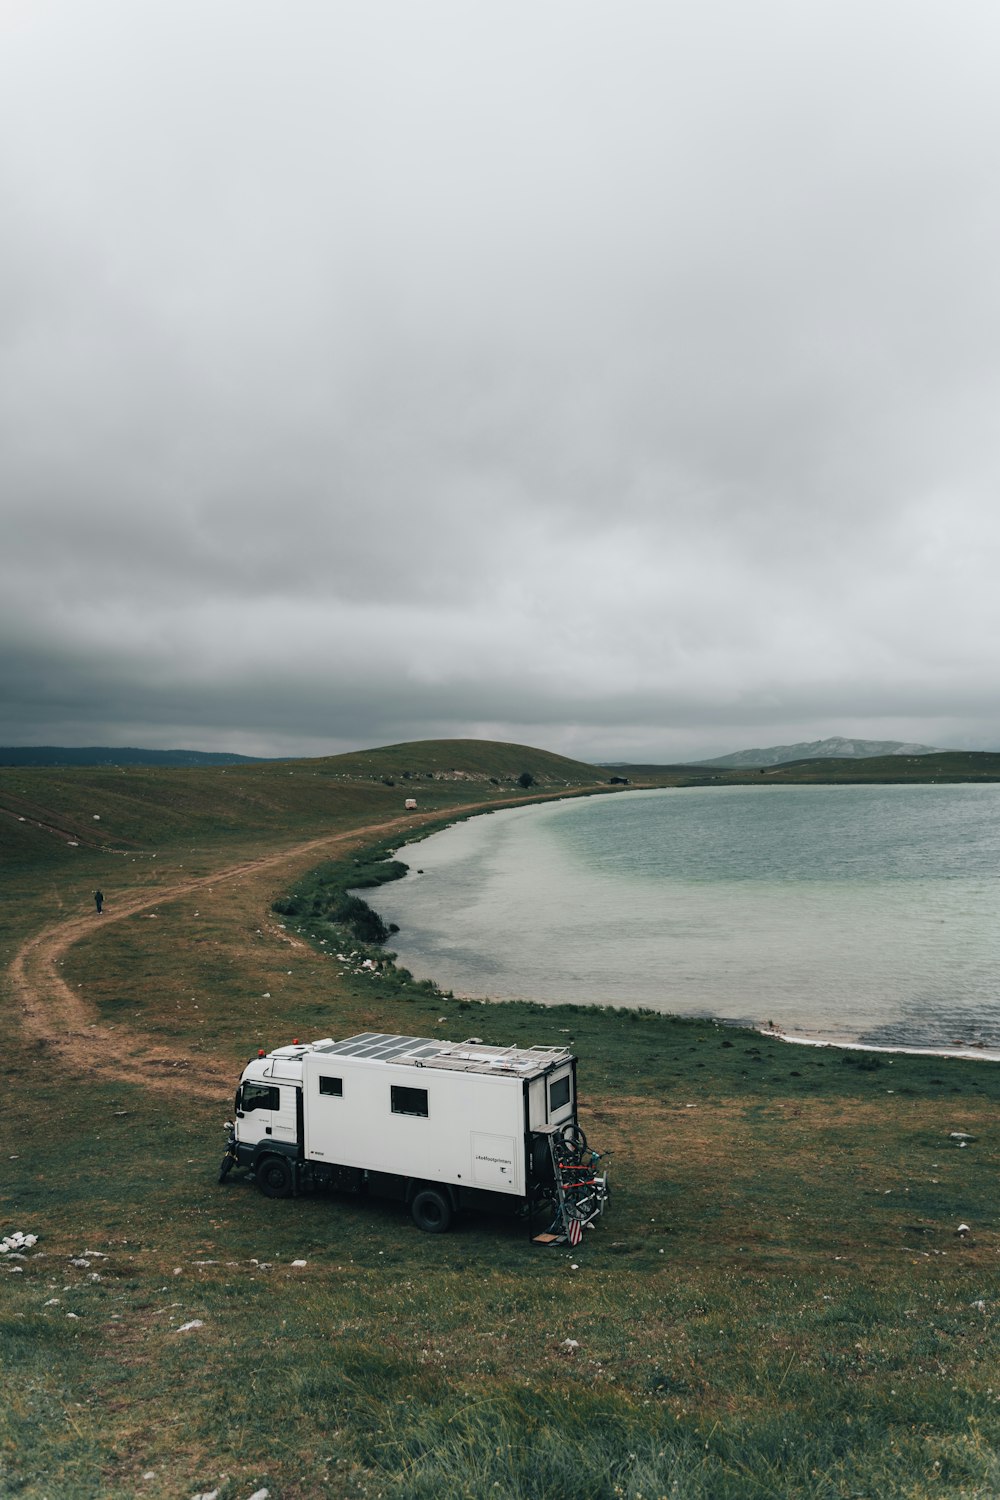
[219,1031,609,1242]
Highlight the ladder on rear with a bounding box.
[530,1124,609,1246]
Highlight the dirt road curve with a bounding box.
[8,811,439,1103]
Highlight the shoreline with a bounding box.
[756,1023,1000,1065]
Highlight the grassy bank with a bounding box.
[1,744,998,1498]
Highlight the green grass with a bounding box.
[1,741,998,1498]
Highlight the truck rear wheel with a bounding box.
[411,1187,453,1233]
[256,1154,294,1199]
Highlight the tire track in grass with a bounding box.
[7,810,452,1099]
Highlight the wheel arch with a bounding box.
[405,1178,458,1210]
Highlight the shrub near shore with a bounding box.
[0,751,997,1498]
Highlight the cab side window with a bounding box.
[242,1083,280,1112]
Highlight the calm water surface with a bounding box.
[370,784,1000,1051]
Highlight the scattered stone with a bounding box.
[175,1320,205,1333]
[1,1231,38,1254]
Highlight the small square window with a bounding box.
[319,1075,343,1097]
[391,1084,428,1118]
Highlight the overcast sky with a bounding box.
[3,2,1000,763]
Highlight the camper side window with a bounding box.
[318,1075,343,1097]
[241,1083,280,1112]
[549,1075,571,1112]
[390,1085,428,1118]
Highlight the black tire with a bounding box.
[411,1187,453,1233]
[218,1153,235,1184]
[560,1122,588,1156]
[531,1135,556,1182]
[256,1154,294,1199]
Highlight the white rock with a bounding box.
[175,1319,204,1332]
[246,1490,270,1500]
[291,1259,307,1267]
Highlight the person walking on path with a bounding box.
[94,889,104,914]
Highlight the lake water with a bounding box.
[369,784,1000,1054]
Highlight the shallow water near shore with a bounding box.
[371,783,1000,1052]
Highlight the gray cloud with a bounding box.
[3,2,1000,762]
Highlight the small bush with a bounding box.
[332,895,391,944]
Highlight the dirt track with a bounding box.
[8,812,434,1102]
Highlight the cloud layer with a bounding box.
[4,2,1000,760]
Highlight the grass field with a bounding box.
[1,744,997,1499]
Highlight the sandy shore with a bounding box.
[757,1022,1000,1064]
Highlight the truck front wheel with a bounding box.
[411,1187,453,1233]
[256,1154,294,1199]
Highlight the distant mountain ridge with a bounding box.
[694,737,942,769]
[0,746,267,767]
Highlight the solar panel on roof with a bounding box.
[310,1031,568,1076]
[326,1033,384,1056]
[354,1037,403,1057]
[325,1032,440,1061]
